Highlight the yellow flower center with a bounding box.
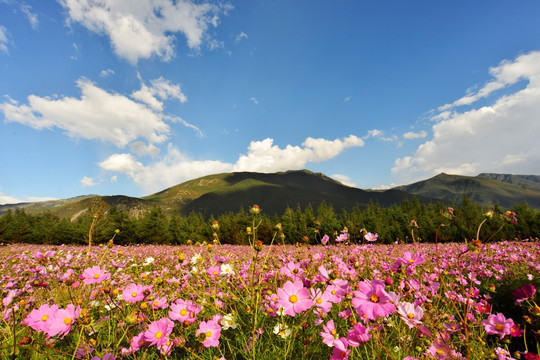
[63,317,72,325]
[212,271,218,275]
[205,331,212,338]
[41,315,49,321]
[407,313,415,319]
[331,290,336,295]
[155,331,163,339]
[370,294,379,303]
[131,292,138,298]
[331,329,337,336]
[180,309,188,316]
[495,324,504,331]
[154,301,159,307]
[316,298,322,304]
[94,273,100,279]
[408,259,414,263]
[289,295,298,303]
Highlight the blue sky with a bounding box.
[1,0,540,204]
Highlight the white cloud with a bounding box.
[343,96,351,103]
[80,176,97,187]
[131,76,187,112]
[250,97,258,105]
[100,135,365,194]
[393,50,540,182]
[364,129,397,142]
[99,153,144,176]
[130,141,160,157]
[0,192,22,205]
[331,174,355,187]
[0,77,200,147]
[100,69,115,78]
[0,25,9,53]
[235,31,248,42]
[110,175,118,183]
[59,0,229,63]
[21,4,38,29]
[402,130,427,139]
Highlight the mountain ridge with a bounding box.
[1,170,538,218]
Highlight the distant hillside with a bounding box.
[2,170,537,219]
[0,170,426,218]
[393,173,540,209]
[143,170,424,216]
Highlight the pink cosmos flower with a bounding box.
[324,284,346,304]
[277,279,314,316]
[47,304,81,338]
[482,313,514,339]
[129,332,147,352]
[346,323,371,347]
[320,320,339,346]
[168,298,201,324]
[122,283,147,303]
[364,232,378,242]
[351,280,396,321]
[280,262,304,279]
[397,302,424,328]
[144,317,174,347]
[24,303,59,333]
[207,266,221,278]
[149,296,168,310]
[82,266,111,285]
[330,337,350,360]
[310,288,333,314]
[196,320,221,347]
[395,251,425,268]
[513,284,536,304]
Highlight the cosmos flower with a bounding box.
[144,317,174,347]
[82,265,111,285]
[352,280,396,320]
[277,279,314,316]
[483,313,514,339]
[196,320,221,347]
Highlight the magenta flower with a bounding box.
[277,279,314,316]
[513,284,536,304]
[206,266,221,278]
[168,298,200,324]
[346,323,371,347]
[196,320,221,347]
[24,303,59,333]
[310,288,333,314]
[397,302,424,328]
[352,280,395,320]
[396,251,425,267]
[149,296,168,310]
[122,283,147,303]
[330,337,350,360]
[82,265,111,285]
[482,313,514,339]
[47,304,81,338]
[320,320,339,346]
[144,317,174,347]
[364,232,378,242]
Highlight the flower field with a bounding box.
[2,238,540,359]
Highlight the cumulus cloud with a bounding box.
[59,0,230,63]
[131,76,187,112]
[364,129,397,142]
[99,135,365,194]
[250,97,258,105]
[0,77,200,147]
[80,176,97,187]
[0,25,9,53]
[21,4,38,29]
[402,130,427,139]
[393,50,540,182]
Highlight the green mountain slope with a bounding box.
[393,173,540,208]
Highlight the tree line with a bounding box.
[0,196,538,246]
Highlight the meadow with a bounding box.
[1,210,539,359]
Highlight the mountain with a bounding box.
[393,173,540,209]
[0,170,426,218]
[2,170,538,219]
